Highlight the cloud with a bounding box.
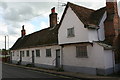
[40,21,49,30]
[19,22,36,35]
[0,22,8,35]
[3,3,38,22]
[73,1,105,10]
[0,1,120,49]
[0,2,60,26]
[118,1,120,17]
[0,2,7,9]
[0,0,107,2]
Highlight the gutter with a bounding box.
[61,45,64,68]
[112,50,116,73]
[97,28,100,41]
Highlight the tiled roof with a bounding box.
[97,42,113,50]
[89,7,106,26]
[11,25,59,50]
[59,2,106,29]
[11,2,107,50]
[68,2,94,25]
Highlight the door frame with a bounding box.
[32,50,35,66]
[19,51,22,64]
[56,49,61,68]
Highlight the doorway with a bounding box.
[32,50,35,66]
[19,51,22,65]
[56,49,60,68]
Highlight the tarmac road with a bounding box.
[2,63,80,80]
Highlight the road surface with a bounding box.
[2,63,80,80]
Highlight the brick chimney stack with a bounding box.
[21,25,26,37]
[49,7,58,28]
[104,0,120,45]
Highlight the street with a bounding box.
[2,63,80,80]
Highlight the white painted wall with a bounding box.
[62,42,113,69]
[58,7,106,45]
[34,45,61,66]
[88,29,98,42]
[11,45,61,66]
[11,49,32,63]
[58,7,89,44]
[98,12,106,41]
[104,50,114,68]
[12,50,20,62]
[21,49,32,63]
[63,43,103,68]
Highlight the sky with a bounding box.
[0,0,120,49]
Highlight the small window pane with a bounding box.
[46,49,51,57]
[76,46,88,58]
[26,50,29,57]
[67,27,75,37]
[17,53,19,57]
[36,49,40,57]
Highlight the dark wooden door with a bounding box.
[32,50,34,66]
[56,49,60,68]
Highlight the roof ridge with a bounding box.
[67,2,95,11]
[24,24,59,38]
[11,25,59,50]
[22,27,51,38]
[66,2,95,25]
[66,2,106,26]
[89,7,106,25]
[95,7,106,12]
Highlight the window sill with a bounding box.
[76,56,88,58]
[46,56,52,58]
[67,35,75,38]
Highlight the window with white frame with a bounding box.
[67,27,75,37]
[17,53,19,57]
[26,50,29,57]
[76,46,88,58]
[46,49,51,57]
[36,49,40,57]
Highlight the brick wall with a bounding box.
[104,1,120,45]
[104,1,120,64]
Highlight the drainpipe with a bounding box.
[112,50,116,73]
[10,51,12,63]
[97,28,100,41]
[61,45,64,68]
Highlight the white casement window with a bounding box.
[36,49,40,57]
[76,46,88,58]
[67,27,75,37]
[46,49,51,57]
[26,50,29,57]
[17,53,19,57]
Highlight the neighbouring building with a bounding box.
[11,7,61,68]
[10,0,120,75]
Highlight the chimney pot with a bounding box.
[21,25,26,37]
[49,7,57,28]
[51,7,55,13]
[22,25,24,30]
[104,0,120,45]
